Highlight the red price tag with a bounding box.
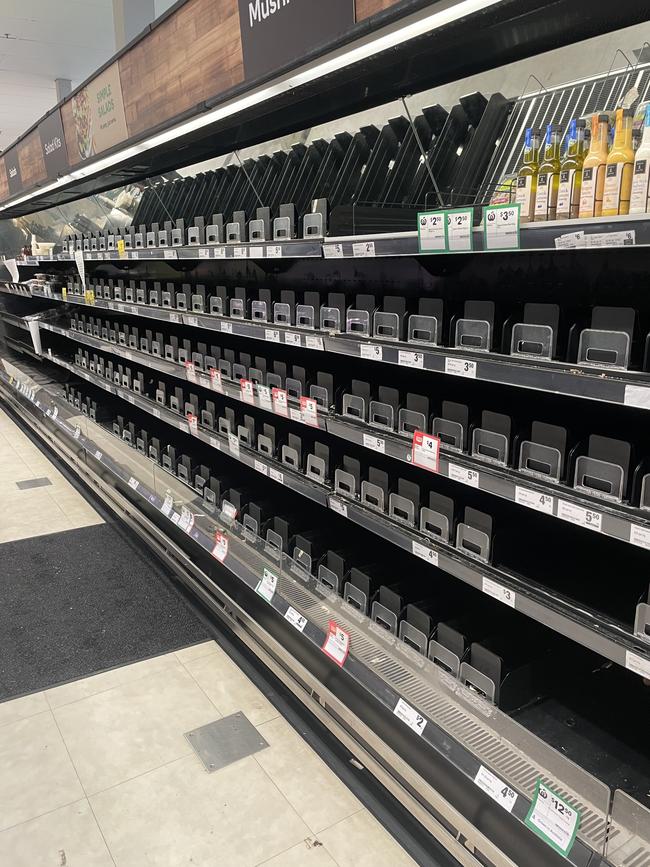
[212,531,228,562]
[300,396,319,427]
[321,620,350,667]
[272,387,288,417]
[411,431,440,472]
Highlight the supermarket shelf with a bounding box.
[44,320,650,553]
[0,311,30,330]
[42,349,650,681]
[0,360,625,866]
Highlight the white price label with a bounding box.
[412,431,440,472]
[272,388,288,417]
[210,368,224,392]
[482,577,516,608]
[161,494,174,516]
[93,450,103,460]
[624,384,650,409]
[73,250,85,283]
[526,782,580,857]
[209,437,219,449]
[228,432,240,457]
[240,378,255,404]
[418,212,446,253]
[393,698,427,735]
[300,396,319,427]
[448,464,479,488]
[285,606,308,632]
[322,620,350,666]
[329,497,348,517]
[266,244,282,257]
[127,477,139,490]
[232,247,246,259]
[249,246,264,258]
[254,459,268,475]
[171,511,181,525]
[445,357,476,378]
[153,408,161,418]
[187,413,198,436]
[73,426,81,440]
[360,344,383,361]
[256,568,278,602]
[265,329,280,343]
[185,361,197,382]
[363,433,385,453]
[515,487,554,515]
[256,384,273,411]
[186,316,198,328]
[447,209,473,252]
[557,500,601,532]
[214,246,226,259]
[398,350,424,368]
[474,766,517,813]
[625,651,650,680]
[169,313,180,323]
[178,507,194,533]
[289,408,302,423]
[212,532,228,562]
[198,248,211,259]
[323,243,344,258]
[484,204,520,250]
[269,467,284,484]
[163,249,177,259]
[630,524,650,549]
[221,322,233,334]
[412,541,438,565]
[284,332,301,347]
[305,335,324,351]
[353,241,376,257]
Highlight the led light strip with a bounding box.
[0,0,502,213]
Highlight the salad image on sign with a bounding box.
[72,88,93,159]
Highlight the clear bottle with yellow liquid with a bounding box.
[602,108,634,216]
[534,123,562,221]
[556,118,586,219]
[515,127,541,223]
[630,103,650,214]
[579,113,609,218]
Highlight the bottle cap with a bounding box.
[597,113,610,122]
[550,123,562,132]
[576,118,587,128]
[622,108,634,117]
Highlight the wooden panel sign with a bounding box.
[64,61,128,164]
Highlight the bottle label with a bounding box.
[630,158,650,213]
[603,162,631,213]
[515,176,534,220]
[556,169,576,218]
[579,167,596,216]
[535,174,549,218]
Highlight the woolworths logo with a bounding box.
[248,0,291,28]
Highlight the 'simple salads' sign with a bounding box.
[70,62,128,162]
[238,0,355,81]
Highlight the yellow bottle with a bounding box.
[534,123,562,221]
[579,114,609,218]
[602,108,634,216]
[515,127,541,223]
[557,119,586,219]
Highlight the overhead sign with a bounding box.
[238,0,355,81]
[38,109,69,179]
[69,62,128,161]
[4,149,22,196]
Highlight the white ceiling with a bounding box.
[0,0,116,153]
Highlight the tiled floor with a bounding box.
[0,640,417,867]
[0,406,103,543]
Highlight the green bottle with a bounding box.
[556,119,586,219]
[534,123,562,221]
[515,127,541,223]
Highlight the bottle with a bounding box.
[602,108,634,216]
[579,114,609,218]
[534,123,562,221]
[630,103,650,214]
[515,127,541,222]
[556,119,586,219]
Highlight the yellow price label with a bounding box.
[117,239,126,257]
[61,286,67,300]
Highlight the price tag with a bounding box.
[234,247,246,259]
[360,344,383,361]
[412,431,440,472]
[178,507,194,533]
[209,368,224,392]
[323,243,344,258]
[624,384,650,409]
[448,464,479,488]
[269,467,284,484]
[256,568,278,602]
[300,396,319,427]
[557,500,601,532]
[322,620,350,666]
[130,251,139,260]
[198,248,211,259]
[221,322,233,334]
[128,477,139,490]
[629,524,650,549]
[417,211,446,253]
[305,335,324,351]
[185,361,197,382]
[266,245,282,257]
[412,540,438,565]
[74,250,85,283]
[73,426,81,440]
[398,350,424,369]
[153,408,161,419]
[515,487,554,515]
[169,313,180,323]
[171,511,180,525]
[186,316,198,328]
[445,357,476,378]
[289,408,302,423]
[240,378,255,404]
[482,577,516,608]
[285,606,308,632]
[228,432,240,457]
[187,413,198,436]
[93,450,103,460]
[249,246,264,258]
[625,651,650,680]
[363,433,385,454]
[272,387,289,417]
[284,332,301,347]
[393,698,427,735]
[484,203,520,251]
[214,246,227,259]
[474,766,517,813]
[209,437,219,449]
[352,241,376,258]
[447,208,474,252]
[525,781,581,857]
[163,249,178,259]
[265,329,280,343]
[254,459,268,475]
[257,384,273,411]
[161,494,174,516]
[212,531,228,562]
